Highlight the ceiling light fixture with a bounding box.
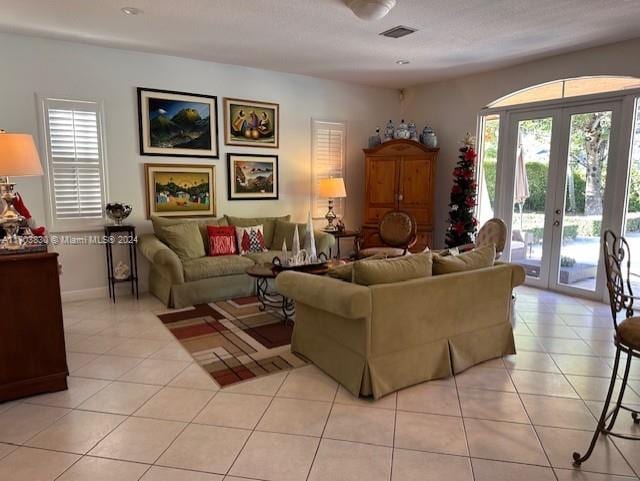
[396,59,410,65]
[345,0,396,21]
[121,6,143,15]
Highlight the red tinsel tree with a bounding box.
[445,140,478,247]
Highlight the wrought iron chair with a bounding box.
[572,230,640,466]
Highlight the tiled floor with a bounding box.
[1,287,639,480]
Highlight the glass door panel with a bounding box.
[556,111,613,291]
[509,117,553,281]
[623,98,640,294]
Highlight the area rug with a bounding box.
[157,296,308,387]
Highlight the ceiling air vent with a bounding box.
[379,25,417,39]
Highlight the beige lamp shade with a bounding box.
[0,133,44,177]
[318,177,347,198]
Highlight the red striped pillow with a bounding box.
[207,226,237,256]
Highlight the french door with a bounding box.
[498,100,626,299]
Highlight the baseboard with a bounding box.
[61,287,109,302]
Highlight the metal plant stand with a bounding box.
[104,224,139,303]
[572,230,640,466]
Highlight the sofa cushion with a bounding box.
[225,215,290,248]
[243,250,283,265]
[160,222,206,261]
[272,220,307,251]
[328,253,388,282]
[433,244,496,275]
[151,215,227,253]
[182,255,254,282]
[352,253,433,286]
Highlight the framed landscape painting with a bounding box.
[144,163,216,218]
[227,153,279,200]
[223,98,279,148]
[138,88,219,158]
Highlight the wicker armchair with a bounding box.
[355,210,417,259]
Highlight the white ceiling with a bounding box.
[1,0,640,89]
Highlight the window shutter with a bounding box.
[42,98,107,230]
[311,120,346,218]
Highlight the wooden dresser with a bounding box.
[0,252,68,402]
[361,140,438,252]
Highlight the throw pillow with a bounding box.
[432,243,496,275]
[207,225,237,256]
[236,224,268,255]
[225,215,290,249]
[272,220,307,251]
[151,215,227,252]
[327,253,388,282]
[352,253,433,286]
[160,222,206,261]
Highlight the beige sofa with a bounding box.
[276,262,525,399]
[139,214,335,308]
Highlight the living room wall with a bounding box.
[402,37,640,248]
[0,32,399,297]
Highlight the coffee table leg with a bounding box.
[255,276,295,323]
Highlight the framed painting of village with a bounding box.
[144,163,216,218]
[227,153,279,200]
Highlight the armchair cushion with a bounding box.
[433,244,496,275]
[160,222,206,261]
[353,252,433,286]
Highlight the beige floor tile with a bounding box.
[555,469,640,480]
[67,335,124,355]
[392,448,473,481]
[397,382,460,416]
[78,381,160,415]
[25,377,110,409]
[73,355,142,380]
[503,351,561,373]
[0,443,16,460]
[537,425,634,476]
[0,400,18,415]
[65,318,117,336]
[307,439,392,481]
[141,466,223,481]
[0,447,79,481]
[538,337,596,356]
[157,424,249,474]
[229,431,318,481]
[521,394,596,430]
[334,385,397,410]
[515,335,546,352]
[572,327,616,341]
[472,458,556,481]
[567,375,640,403]
[585,340,618,358]
[0,403,69,444]
[135,326,177,342]
[119,358,191,385]
[395,411,468,455]
[107,339,168,358]
[612,436,640,475]
[552,354,614,377]
[583,401,640,436]
[560,314,612,328]
[135,386,213,422]
[66,352,99,372]
[57,456,149,481]
[149,345,194,362]
[168,364,220,391]
[323,403,395,446]
[256,397,331,436]
[220,371,287,396]
[26,409,125,454]
[526,323,579,339]
[276,366,338,401]
[465,418,548,465]
[510,370,579,398]
[458,388,529,423]
[455,366,516,392]
[90,416,185,463]
[193,392,271,429]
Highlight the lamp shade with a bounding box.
[318,177,347,198]
[0,133,44,177]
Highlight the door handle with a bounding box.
[398,194,404,201]
[555,209,561,215]
[553,220,560,226]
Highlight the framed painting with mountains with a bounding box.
[137,88,219,158]
[227,153,279,200]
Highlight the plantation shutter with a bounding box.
[42,98,107,230]
[311,120,346,218]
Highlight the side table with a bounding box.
[104,224,139,302]
[323,229,359,259]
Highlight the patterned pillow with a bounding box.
[207,226,237,257]
[236,224,268,255]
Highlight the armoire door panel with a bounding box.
[399,158,432,207]
[366,158,398,207]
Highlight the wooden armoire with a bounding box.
[361,139,438,252]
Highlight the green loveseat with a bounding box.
[276,261,525,399]
[139,215,335,308]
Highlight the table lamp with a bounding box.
[0,131,44,249]
[318,177,347,231]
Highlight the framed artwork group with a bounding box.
[137,87,280,218]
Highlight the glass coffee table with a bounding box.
[245,260,347,323]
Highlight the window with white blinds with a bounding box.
[41,98,107,231]
[311,120,346,218]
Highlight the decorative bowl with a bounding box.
[105,202,132,225]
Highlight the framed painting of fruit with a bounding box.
[223,98,279,148]
[227,153,279,200]
[137,88,219,158]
